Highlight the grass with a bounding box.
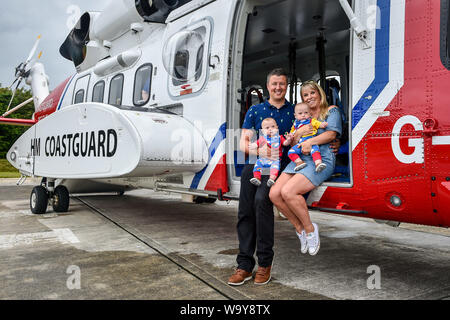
[0,159,21,178]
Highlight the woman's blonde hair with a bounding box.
[300,80,329,121]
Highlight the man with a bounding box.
[228,68,295,286]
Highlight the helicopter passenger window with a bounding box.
[171,26,206,87]
[134,64,153,106]
[108,74,124,106]
[74,89,84,104]
[92,81,105,103]
[166,21,210,97]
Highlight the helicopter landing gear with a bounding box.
[30,185,48,214]
[193,196,217,204]
[52,185,70,212]
[30,178,70,214]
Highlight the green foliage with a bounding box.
[0,158,17,171]
[0,159,20,178]
[0,87,35,158]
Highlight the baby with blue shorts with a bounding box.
[288,103,328,173]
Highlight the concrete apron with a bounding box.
[0,182,449,300]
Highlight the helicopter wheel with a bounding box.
[30,186,48,214]
[52,185,70,213]
[194,196,217,204]
[203,197,217,204]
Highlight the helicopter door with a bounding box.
[163,0,238,195]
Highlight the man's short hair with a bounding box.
[266,68,288,84]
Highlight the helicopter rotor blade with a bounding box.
[25,35,42,64]
[24,51,44,74]
[5,35,42,113]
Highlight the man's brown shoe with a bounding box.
[254,266,272,285]
[228,268,253,286]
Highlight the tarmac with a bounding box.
[0,178,449,300]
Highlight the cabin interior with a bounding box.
[236,0,352,184]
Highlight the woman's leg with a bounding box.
[269,173,304,233]
[280,174,316,234]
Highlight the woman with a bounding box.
[269,80,342,256]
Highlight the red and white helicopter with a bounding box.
[1,0,449,228]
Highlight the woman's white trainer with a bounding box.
[296,230,308,254]
[306,223,320,256]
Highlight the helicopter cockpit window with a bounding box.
[74,89,85,104]
[163,20,211,97]
[92,81,105,103]
[134,64,153,106]
[108,74,124,106]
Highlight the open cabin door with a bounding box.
[227,0,355,196]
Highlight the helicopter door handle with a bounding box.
[423,118,438,135]
[209,55,220,69]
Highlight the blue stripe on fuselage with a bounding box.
[57,74,76,111]
[190,122,227,189]
[352,0,391,130]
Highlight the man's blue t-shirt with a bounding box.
[242,100,295,136]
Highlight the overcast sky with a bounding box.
[0,0,110,90]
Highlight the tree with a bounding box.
[0,87,35,158]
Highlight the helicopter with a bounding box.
[1,0,449,228]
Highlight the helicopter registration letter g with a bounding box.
[391,115,424,164]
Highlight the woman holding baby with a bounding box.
[270,80,342,256]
